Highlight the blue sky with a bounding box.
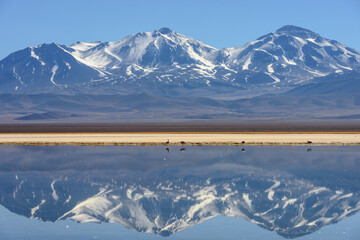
[1,0,360,59]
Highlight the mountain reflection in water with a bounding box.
[0,146,359,239]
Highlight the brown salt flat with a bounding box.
[1,122,360,133]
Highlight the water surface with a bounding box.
[0,146,359,239]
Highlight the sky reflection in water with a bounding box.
[0,145,359,240]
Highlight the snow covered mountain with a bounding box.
[1,26,359,97]
[217,25,360,85]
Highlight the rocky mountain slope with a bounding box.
[1,70,359,122]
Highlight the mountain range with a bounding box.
[1,25,360,121]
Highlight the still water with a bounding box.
[0,145,359,239]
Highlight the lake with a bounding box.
[0,145,359,239]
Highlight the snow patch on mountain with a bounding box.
[50,65,59,86]
[30,47,46,66]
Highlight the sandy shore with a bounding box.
[0,133,359,146]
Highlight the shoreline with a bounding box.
[1,133,360,146]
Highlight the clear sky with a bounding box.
[1,0,360,59]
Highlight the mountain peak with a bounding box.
[276,25,312,33]
[275,25,319,38]
[158,27,173,34]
